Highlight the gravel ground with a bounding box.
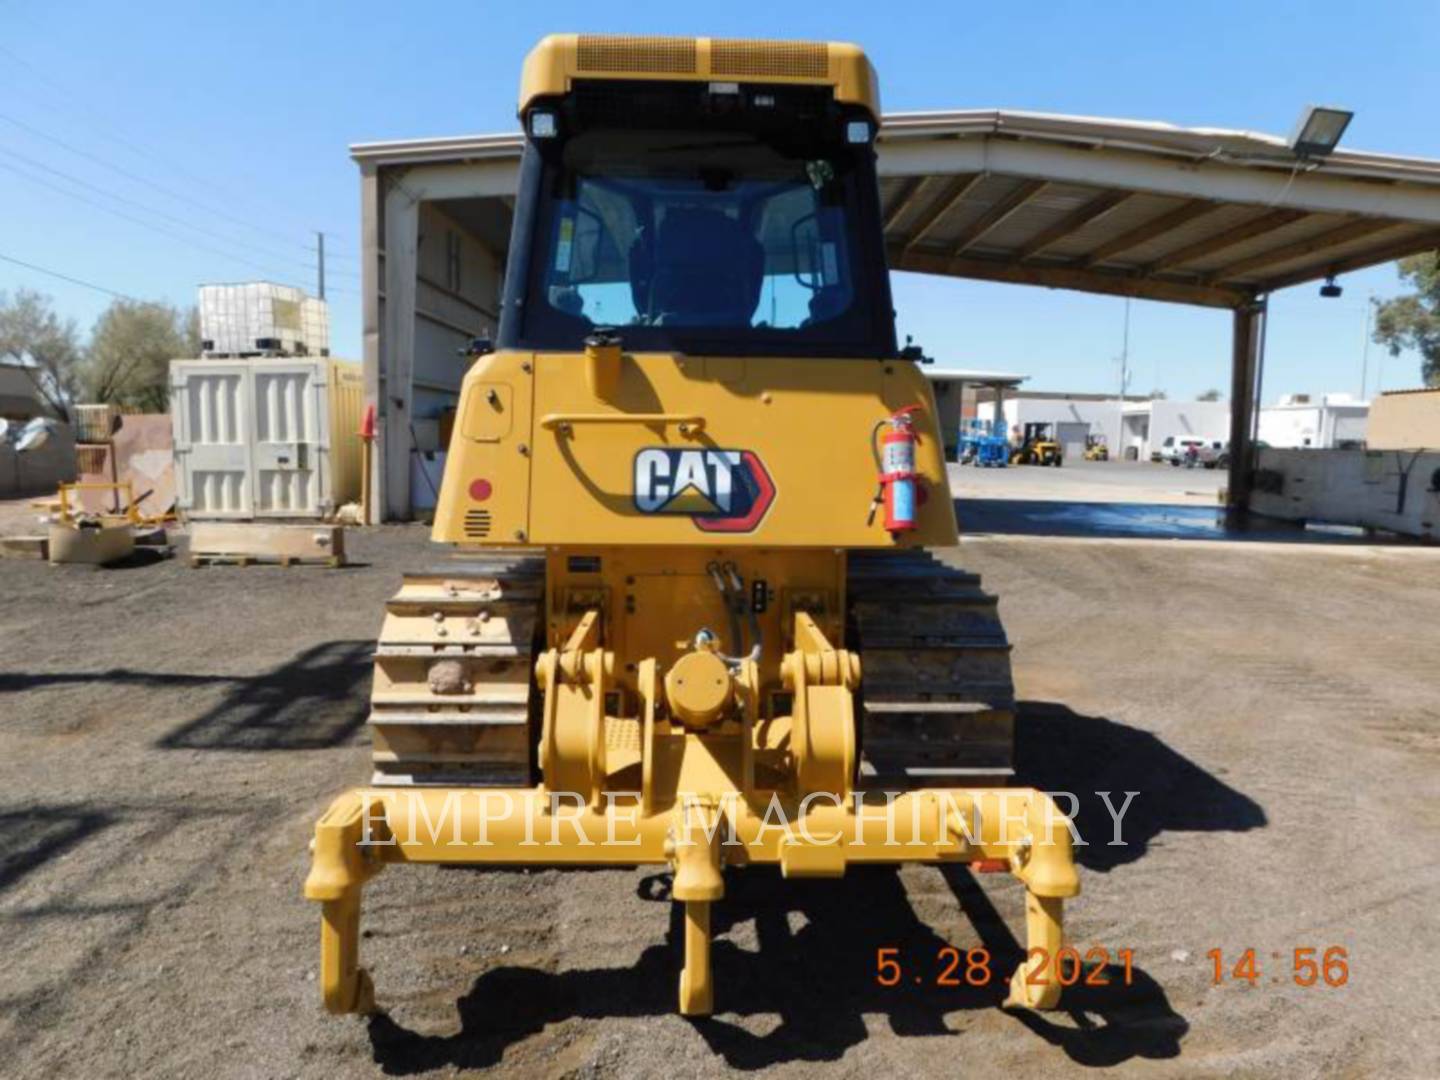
[2,522,1438,1078]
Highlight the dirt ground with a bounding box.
[2,522,1439,1078]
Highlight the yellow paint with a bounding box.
[434,351,957,549]
[434,350,534,543]
[520,34,880,116]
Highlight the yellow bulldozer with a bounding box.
[306,33,1079,1020]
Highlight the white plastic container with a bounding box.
[170,357,362,518]
[199,283,331,356]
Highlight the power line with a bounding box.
[0,42,360,250]
[0,250,134,299]
[0,151,361,292]
[0,110,342,256]
[0,157,313,287]
[0,145,336,274]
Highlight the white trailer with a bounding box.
[1258,394,1370,449]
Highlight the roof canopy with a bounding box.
[878,110,1440,308]
[923,368,1027,386]
[352,107,1440,310]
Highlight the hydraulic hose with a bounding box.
[704,560,761,668]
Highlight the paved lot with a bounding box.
[2,521,1438,1078]
[950,458,1225,507]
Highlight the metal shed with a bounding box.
[353,109,1440,521]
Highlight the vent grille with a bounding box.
[463,509,492,539]
[711,39,828,78]
[577,35,696,74]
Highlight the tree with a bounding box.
[0,289,83,420]
[84,299,198,411]
[1149,389,1168,400]
[1197,388,1223,401]
[1372,253,1440,387]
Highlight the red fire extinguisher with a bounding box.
[870,406,922,534]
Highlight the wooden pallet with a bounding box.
[190,552,344,568]
[188,522,346,568]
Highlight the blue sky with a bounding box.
[2,0,1436,399]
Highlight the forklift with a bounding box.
[1083,434,1109,461]
[1010,421,1063,466]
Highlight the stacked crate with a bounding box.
[199,283,331,357]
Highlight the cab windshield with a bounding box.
[502,85,895,357]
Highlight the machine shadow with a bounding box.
[366,865,1186,1073]
[0,669,227,693]
[1014,701,1267,871]
[0,805,115,895]
[156,639,372,751]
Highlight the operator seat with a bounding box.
[631,208,764,326]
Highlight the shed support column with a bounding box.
[382,179,420,521]
[1226,300,1263,517]
[359,164,383,525]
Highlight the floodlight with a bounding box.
[1289,105,1353,158]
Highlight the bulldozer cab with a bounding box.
[507,88,894,356]
[431,45,960,551]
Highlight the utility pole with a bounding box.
[316,231,326,300]
[1117,297,1131,457]
[1119,297,1131,399]
[1359,293,1373,400]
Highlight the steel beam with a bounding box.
[950,179,1048,255]
[889,247,1251,308]
[1016,190,1132,262]
[1226,301,1264,515]
[882,176,924,231]
[901,173,984,250]
[1142,208,1307,275]
[1262,227,1440,291]
[1081,199,1219,268]
[1208,217,1403,282]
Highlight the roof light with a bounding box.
[530,111,557,139]
[846,120,872,145]
[1288,105,1353,159]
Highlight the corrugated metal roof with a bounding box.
[352,107,1440,308]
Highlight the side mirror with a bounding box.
[460,336,494,358]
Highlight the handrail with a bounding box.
[540,412,706,435]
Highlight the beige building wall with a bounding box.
[1366,389,1440,450]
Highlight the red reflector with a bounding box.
[972,858,1008,873]
[468,479,493,501]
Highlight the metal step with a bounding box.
[849,549,1016,788]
